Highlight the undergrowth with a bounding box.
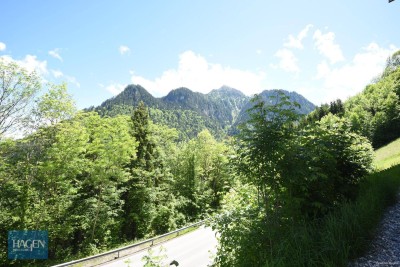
[262,165,400,267]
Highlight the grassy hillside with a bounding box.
[374,137,400,170]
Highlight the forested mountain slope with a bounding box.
[306,51,400,148]
[344,66,400,148]
[89,85,315,139]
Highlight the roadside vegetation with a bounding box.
[211,50,400,267]
[1,51,400,267]
[0,59,233,266]
[212,144,400,267]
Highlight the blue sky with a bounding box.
[1,0,399,109]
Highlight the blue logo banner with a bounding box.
[8,230,48,260]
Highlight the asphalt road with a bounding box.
[99,226,218,267]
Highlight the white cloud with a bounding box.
[315,42,397,102]
[271,24,314,77]
[19,55,48,75]
[274,48,300,73]
[130,50,266,96]
[0,42,6,51]
[65,75,80,88]
[105,83,125,95]
[1,54,48,76]
[48,48,63,62]
[284,24,313,49]
[1,54,81,89]
[50,69,80,87]
[51,69,63,78]
[313,30,345,64]
[119,45,130,55]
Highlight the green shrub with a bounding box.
[213,165,400,267]
[283,115,374,218]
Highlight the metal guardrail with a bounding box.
[52,220,205,267]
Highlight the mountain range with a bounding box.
[89,85,316,139]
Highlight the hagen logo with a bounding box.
[8,230,48,260]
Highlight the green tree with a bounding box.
[345,68,400,147]
[121,101,155,239]
[0,112,139,263]
[234,93,300,211]
[121,102,183,239]
[381,50,400,78]
[33,117,88,259]
[281,115,373,217]
[172,129,233,219]
[0,128,56,265]
[67,113,137,253]
[318,114,373,200]
[212,99,374,267]
[0,58,41,137]
[31,82,76,129]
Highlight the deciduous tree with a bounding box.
[0,59,41,137]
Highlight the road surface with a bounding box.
[99,226,218,267]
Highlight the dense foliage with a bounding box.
[3,51,399,267]
[0,100,232,266]
[212,93,373,266]
[211,51,400,266]
[345,67,400,148]
[213,164,400,267]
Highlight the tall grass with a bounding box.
[262,165,400,267]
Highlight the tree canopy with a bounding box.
[0,58,41,137]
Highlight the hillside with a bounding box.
[374,137,400,170]
[230,89,316,134]
[305,51,400,149]
[91,85,316,139]
[100,84,163,109]
[344,67,400,148]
